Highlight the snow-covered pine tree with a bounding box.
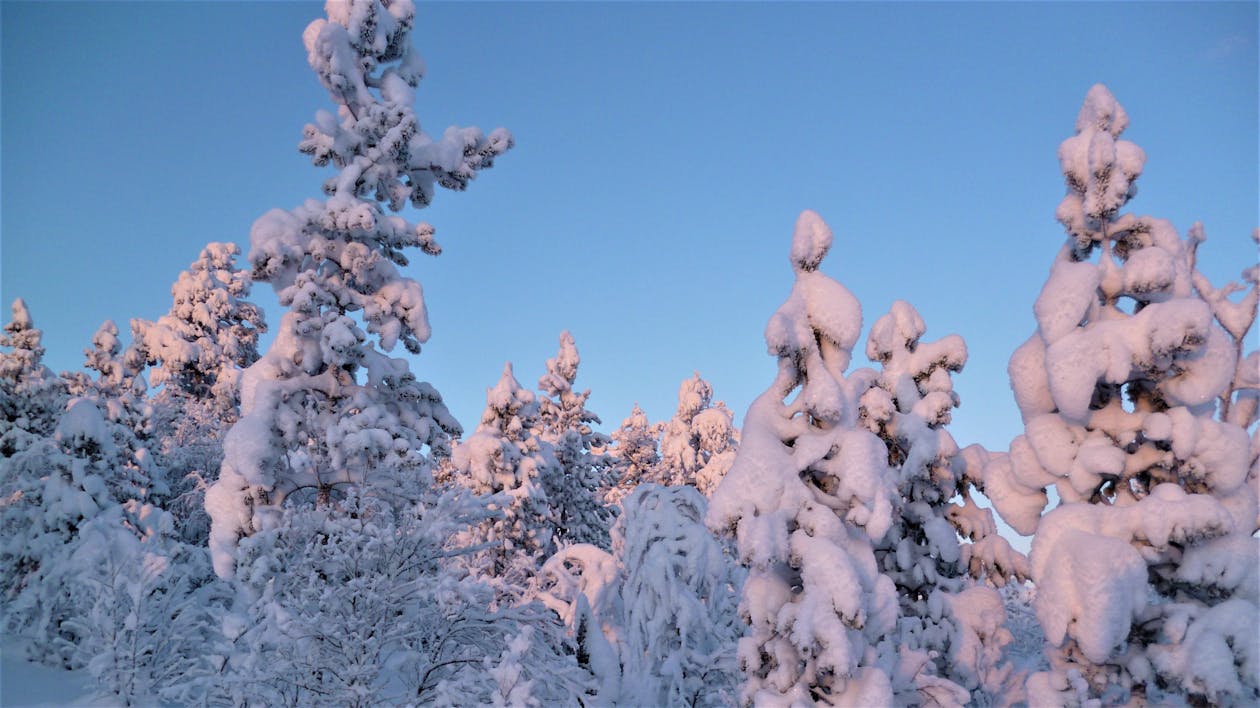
[991,84,1258,705]
[0,299,67,459]
[205,0,510,578]
[605,403,662,505]
[0,299,69,606]
[533,331,615,549]
[856,300,1024,702]
[658,372,740,496]
[706,210,902,705]
[131,242,264,408]
[62,321,164,504]
[449,363,559,587]
[130,242,265,544]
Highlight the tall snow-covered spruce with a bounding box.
[992,84,1258,705]
[205,0,511,578]
[707,211,902,704]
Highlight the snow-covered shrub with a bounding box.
[222,489,588,707]
[532,331,615,549]
[206,0,509,578]
[707,210,903,704]
[658,373,740,496]
[61,514,227,705]
[993,84,1259,705]
[613,484,743,706]
[539,484,743,706]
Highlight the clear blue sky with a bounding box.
[3,2,1256,464]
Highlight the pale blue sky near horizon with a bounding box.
[2,1,1257,499]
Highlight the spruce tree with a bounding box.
[450,363,559,586]
[857,300,1023,702]
[707,210,902,704]
[0,299,66,459]
[988,85,1258,705]
[533,331,615,548]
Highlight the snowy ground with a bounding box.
[1,640,97,707]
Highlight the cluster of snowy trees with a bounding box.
[1,1,1254,706]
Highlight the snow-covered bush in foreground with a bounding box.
[539,484,742,706]
[989,84,1259,705]
[61,515,226,705]
[222,489,588,707]
[706,210,905,705]
[205,0,509,578]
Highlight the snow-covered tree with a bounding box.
[450,363,559,586]
[0,299,67,459]
[612,484,743,706]
[988,84,1258,705]
[856,300,1024,702]
[130,242,264,408]
[129,242,265,543]
[658,372,740,496]
[3,317,166,627]
[63,321,164,504]
[706,210,904,705]
[605,403,662,505]
[533,331,615,548]
[205,0,510,578]
[539,484,743,706]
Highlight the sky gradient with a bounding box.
[3,1,1256,480]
